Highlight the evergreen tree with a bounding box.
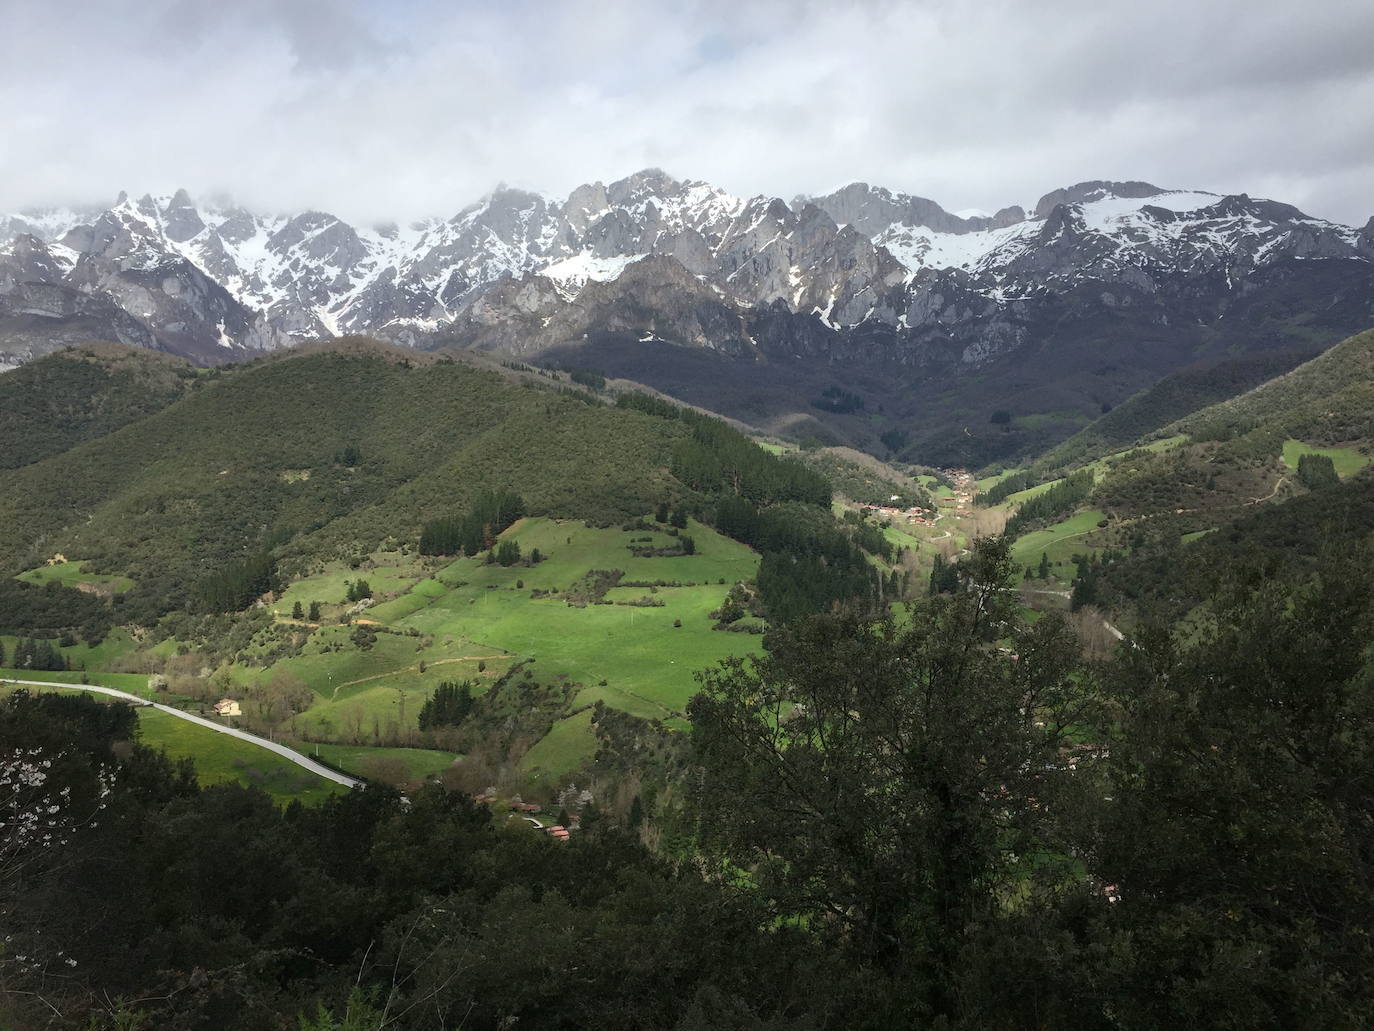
[1297,452,1340,490]
[194,551,276,613]
[929,554,960,595]
[292,601,304,620]
[655,501,669,523]
[1005,470,1095,537]
[308,601,321,621]
[669,507,688,529]
[1038,551,1051,580]
[417,680,475,730]
[419,490,525,556]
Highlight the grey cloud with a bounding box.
[0,0,1370,225]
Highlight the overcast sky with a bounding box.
[2,0,1371,225]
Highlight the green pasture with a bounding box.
[1004,478,1063,505]
[289,666,499,742]
[1010,510,1110,574]
[916,475,956,500]
[273,554,430,614]
[230,625,508,696]
[233,627,511,739]
[431,516,758,589]
[976,469,1023,492]
[15,559,134,594]
[1,627,138,672]
[881,522,927,554]
[401,580,755,719]
[309,742,459,782]
[519,707,597,783]
[0,665,154,697]
[385,517,761,719]
[137,707,341,805]
[1281,439,1371,478]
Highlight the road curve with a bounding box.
[1,679,363,790]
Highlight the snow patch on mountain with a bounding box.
[1079,190,1218,231]
[3,171,1370,368]
[881,221,1040,273]
[542,252,642,298]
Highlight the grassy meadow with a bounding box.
[137,707,342,805]
[1281,439,1372,478]
[163,515,771,778]
[16,559,135,594]
[1009,509,1110,576]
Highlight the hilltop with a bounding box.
[0,342,198,470]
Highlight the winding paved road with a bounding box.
[1,679,364,790]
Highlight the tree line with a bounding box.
[974,469,1036,504]
[418,490,525,557]
[715,496,878,623]
[617,391,830,507]
[1004,468,1095,536]
[2,636,71,671]
[192,550,276,613]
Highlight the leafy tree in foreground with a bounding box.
[689,538,1097,1020]
[1088,546,1374,1028]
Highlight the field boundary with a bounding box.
[1,678,364,790]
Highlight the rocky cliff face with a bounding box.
[3,172,1372,417]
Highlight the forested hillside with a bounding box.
[1033,349,1315,475]
[0,341,907,798]
[0,342,197,470]
[0,341,686,620]
[1171,326,1374,448]
[979,328,1374,631]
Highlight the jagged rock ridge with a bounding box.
[2,170,1371,381]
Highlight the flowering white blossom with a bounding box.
[1,747,115,883]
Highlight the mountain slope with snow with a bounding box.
[3,170,1373,464]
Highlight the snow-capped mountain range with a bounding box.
[2,169,1372,371]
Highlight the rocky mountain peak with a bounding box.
[1033,180,1165,218]
[161,188,205,243]
[806,182,1031,240]
[4,171,1370,375]
[607,168,684,207]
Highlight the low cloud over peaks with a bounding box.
[2,0,1371,224]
